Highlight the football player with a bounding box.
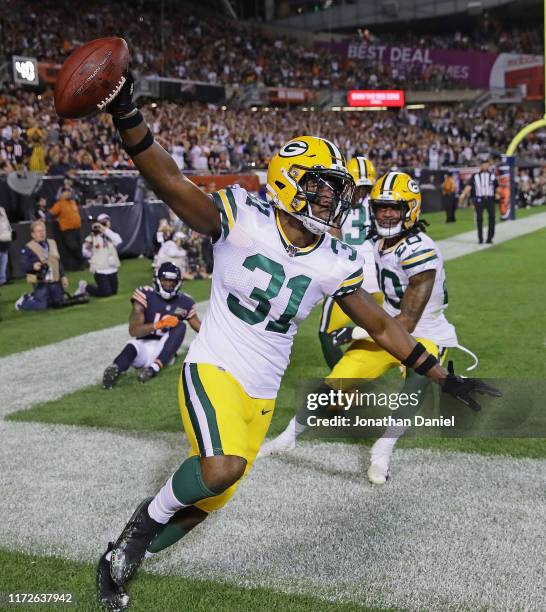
[319,156,383,369]
[94,75,499,611]
[102,262,201,388]
[260,172,478,484]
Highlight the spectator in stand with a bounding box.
[76,213,122,298]
[33,196,51,222]
[0,205,13,285]
[26,119,47,172]
[49,189,85,269]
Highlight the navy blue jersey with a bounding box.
[131,285,196,340]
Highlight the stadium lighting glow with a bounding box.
[406,104,425,109]
[221,105,227,110]
[251,106,258,111]
[151,102,157,108]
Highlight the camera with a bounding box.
[35,262,49,282]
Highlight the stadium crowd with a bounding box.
[2,0,542,94]
[1,87,545,176]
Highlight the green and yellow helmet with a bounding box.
[266,135,354,235]
[347,156,377,208]
[347,156,377,187]
[370,171,422,237]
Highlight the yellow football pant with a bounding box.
[319,292,384,335]
[327,337,446,386]
[178,362,275,513]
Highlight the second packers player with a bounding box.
[92,73,499,611]
[260,172,476,483]
[318,156,383,369]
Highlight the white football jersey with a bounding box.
[186,185,364,398]
[340,196,379,293]
[373,231,458,347]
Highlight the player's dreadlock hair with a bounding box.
[407,218,429,235]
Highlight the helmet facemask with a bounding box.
[289,168,354,235]
[371,201,410,238]
[154,264,182,300]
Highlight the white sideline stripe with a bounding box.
[0,301,209,418]
[0,423,544,611]
[435,211,546,261]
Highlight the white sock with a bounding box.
[147,476,188,524]
[371,426,408,459]
[144,551,157,559]
[105,551,112,561]
[293,416,306,436]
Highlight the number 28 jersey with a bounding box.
[186,185,364,399]
[373,231,458,347]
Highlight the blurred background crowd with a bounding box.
[1,90,545,177]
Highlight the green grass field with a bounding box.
[1,205,544,358]
[0,258,211,357]
[2,214,545,612]
[8,228,546,458]
[0,549,374,612]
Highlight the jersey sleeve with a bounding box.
[399,246,439,277]
[180,294,196,320]
[211,186,240,242]
[131,286,150,308]
[331,266,364,298]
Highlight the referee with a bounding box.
[464,156,499,244]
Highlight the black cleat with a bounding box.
[110,497,162,587]
[137,367,157,383]
[96,542,130,611]
[103,365,121,389]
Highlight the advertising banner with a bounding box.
[347,89,404,107]
[317,42,543,92]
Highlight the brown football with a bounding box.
[54,37,129,119]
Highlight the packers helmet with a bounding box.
[347,156,377,208]
[266,136,354,235]
[370,171,421,238]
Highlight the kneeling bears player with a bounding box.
[102,262,201,387]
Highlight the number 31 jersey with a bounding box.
[186,185,364,399]
[373,231,458,348]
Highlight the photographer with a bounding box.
[76,213,122,298]
[15,220,69,310]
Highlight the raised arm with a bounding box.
[107,76,221,240]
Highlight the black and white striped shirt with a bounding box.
[470,171,497,199]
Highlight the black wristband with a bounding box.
[123,128,154,157]
[401,342,427,368]
[414,354,439,375]
[113,108,142,131]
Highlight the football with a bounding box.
[54,37,129,119]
